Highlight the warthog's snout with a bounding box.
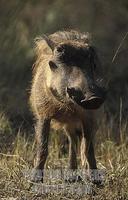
[80,96,105,109]
[67,86,106,109]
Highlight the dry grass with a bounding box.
[0,113,128,200]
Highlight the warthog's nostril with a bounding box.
[67,87,74,93]
[66,87,85,102]
[66,87,75,98]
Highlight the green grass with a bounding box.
[0,113,128,200]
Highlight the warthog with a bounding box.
[30,30,106,184]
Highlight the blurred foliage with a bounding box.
[0,0,128,133]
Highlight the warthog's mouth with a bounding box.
[79,96,105,109]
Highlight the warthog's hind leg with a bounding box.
[80,123,103,186]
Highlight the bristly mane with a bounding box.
[34,30,91,56]
[33,30,91,73]
[50,30,91,44]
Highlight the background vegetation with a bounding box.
[0,0,128,199]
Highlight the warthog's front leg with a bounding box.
[81,122,102,185]
[31,118,51,182]
[80,135,97,169]
[64,127,82,182]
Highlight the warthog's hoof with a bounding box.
[30,168,44,183]
[65,175,83,183]
[89,171,105,188]
[92,179,104,188]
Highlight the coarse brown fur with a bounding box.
[30,30,92,125]
[30,30,104,184]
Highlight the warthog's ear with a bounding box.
[42,35,56,51]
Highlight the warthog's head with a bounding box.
[43,34,106,109]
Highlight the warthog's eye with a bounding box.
[57,46,63,53]
[49,61,58,71]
